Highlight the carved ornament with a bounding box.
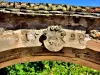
[43,26,66,52]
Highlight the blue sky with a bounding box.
[8,0,100,6]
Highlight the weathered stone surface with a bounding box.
[21,29,42,47]
[0,30,19,52]
[0,26,91,52]
[43,26,66,52]
[64,29,89,49]
[87,40,100,52]
[89,30,100,39]
[0,2,100,71]
[0,47,100,71]
[0,29,42,52]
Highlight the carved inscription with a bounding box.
[64,29,90,49]
[78,33,85,44]
[22,30,42,47]
[43,26,66,52]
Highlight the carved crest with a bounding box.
[43,26,66,52]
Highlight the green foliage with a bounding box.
[6,61,100,75]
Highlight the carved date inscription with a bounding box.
[26,30,42,46]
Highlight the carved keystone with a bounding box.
[43,26,66,52]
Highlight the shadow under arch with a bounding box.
[0,46,100,71]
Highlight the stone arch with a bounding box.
[0,2,100,72]
[0,47,100,71]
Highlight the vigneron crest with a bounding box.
[43,26,66,52]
